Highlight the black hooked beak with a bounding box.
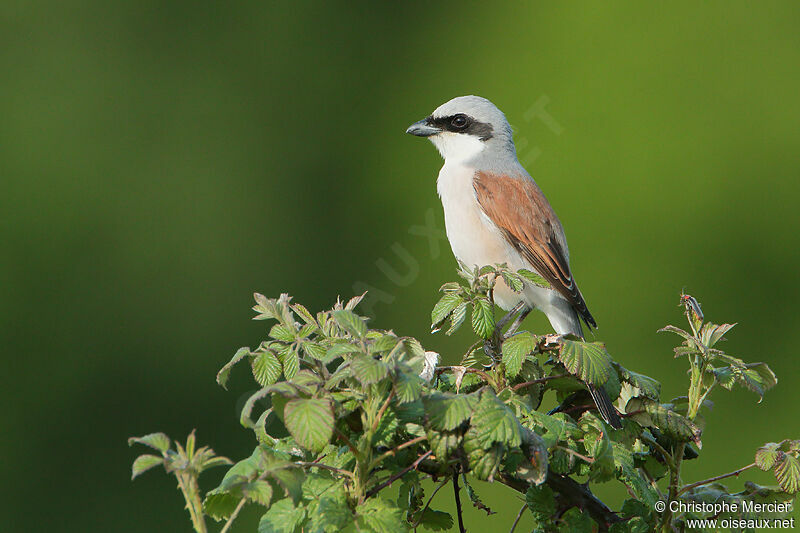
[405,117,441,137]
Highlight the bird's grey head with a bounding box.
[406,95,515,163]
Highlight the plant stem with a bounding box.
[370,435,427,470]
[452,468,466,533]
[678,462,756,496]
[220,498,247,533]
[510,374,568,392]
[509,503,527,533]
[175,472,207,533]
[364,450,433,499]
[410,478,449,528]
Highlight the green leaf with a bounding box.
[471,299,495,339]
[617,365,661,400]
[258,498,306,533]
[559,507,593,533]
[446,302,468,335]
[502,332,537,378]
[332,309,367,339]
[356,498,408,533]
[625,398,701,445]
[739,362,778,401]
[525,485,556,521]
[252,350,282,386]
[204,490,241,521]
[128,432,171,454]
[350,354,390,386]
[774,453,800,493]
[471,390,522,447]
[217,347,251,389]
[756,442,782,471]
[325,343,361,361]
[501,270,524,292]
[431,294,463,329]
[558,339,614,385]
[700,322,736,348]
[517,427,548,485]
[283,398,334,453]
[270,324,296,342]
[394,372,423,403]
[280,346,300,380]
[245,480,274,506]
[466,441,504,481]
[131,454,163,479]
[416,509,453,531]
[518,269,551,288]
[423,392,478,431]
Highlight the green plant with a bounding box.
[130,264,799,532]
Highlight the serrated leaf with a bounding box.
[502,332,537,378]
[471,299,495,339]
[446,302,467,336]
[258,498,306,533]
[280,346,300,380]
[559,507,593,533]
[518,269,551,289]
[739,362,778,401]
[394,372,423,403]
[283,398,334,453]
[756,442,782,471]
[558,339,613,385]
[350,354,390,386]
[356,498,407,533]
[423,392,478,431]
[416,509,453,531]
[245,480,274,506]
[204,489,241,521]
[431,294,463,329]
[625,398,701,444]
[217,347,251,389]
[128,432,171,454]
[332,309,367,339]
[470,390,522,447]
[131,454,163,479]
[618,365,661,400]
[501,270,524,292]
[270,324,296,342]
[774,453,800,493]
[525,484,556,520]
[252,350,282,386]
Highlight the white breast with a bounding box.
[436,162,577,330]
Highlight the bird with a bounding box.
[406,95,622,429]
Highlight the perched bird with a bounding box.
[406,95,621,429]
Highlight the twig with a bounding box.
[410,478,450,527]
[436,366,492,383]
[334,427,360,458]
[641,434,676,471]
[219,498,247,533]
[510,374,568,392]
[372,390,395,433]
[678,462,756,496]
[370,435,427,469]
[294,461,354,478]
[558,446,594,464]
[365,450,433,499]
[452,468,466,533]
[509,503,527,533]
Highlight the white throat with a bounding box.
[429,132,485,164]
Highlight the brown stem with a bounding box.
[510,374,568,392]
[678,462,756,496]
[452,468,466,533]
[370,435,427,470]
[364,450,433,499]
[509,503,527,533]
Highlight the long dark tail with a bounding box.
[587,383,622,429]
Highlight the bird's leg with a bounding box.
[484,302,526,365]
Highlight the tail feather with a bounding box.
[587,384,622,429]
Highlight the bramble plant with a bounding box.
[130,265,799,532]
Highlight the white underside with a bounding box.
[437,162,582,336]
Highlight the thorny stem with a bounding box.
[370,435,428,470]
[678,462,756,496]
[175,472,207,533]
[452,467,466,533]
[510,374,568,392]
[410,478,450,528]
[365,450,433,499]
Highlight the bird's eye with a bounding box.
[450,115,469,129]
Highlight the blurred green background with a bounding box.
[2,2,799,531]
